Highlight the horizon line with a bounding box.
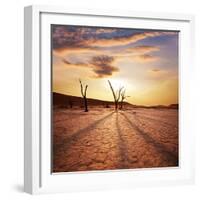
[53,91,178,107]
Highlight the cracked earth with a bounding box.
[53,108,178,172]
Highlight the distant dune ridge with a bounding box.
[53,92,132,108]
[53,92,178,109]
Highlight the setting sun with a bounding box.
[108,79,126,90]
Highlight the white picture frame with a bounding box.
[24,5,195,194]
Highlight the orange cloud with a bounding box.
[112,45,160,59]
[151,69,161,72]
[146,69,177,81]
[88,32,176,47]
[125,45,160,54]
[95,28,117,34]
[133,54,159,63]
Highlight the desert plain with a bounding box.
[53,103,178,172]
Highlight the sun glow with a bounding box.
[109,78,126,90]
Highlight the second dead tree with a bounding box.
[120,89,126,109]
[79,79,88,112]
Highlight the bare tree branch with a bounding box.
[79,79,84,97]
[84,85,88,97]
[117,86,124,102]
[108,80,117,102]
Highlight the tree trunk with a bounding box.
[115,102,118,111]
[120,100,123,109]
[84,96,88,112]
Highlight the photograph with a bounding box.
[52,24,179,173]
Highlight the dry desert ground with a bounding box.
[52,107,178,172]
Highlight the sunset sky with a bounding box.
[52,25,178,106]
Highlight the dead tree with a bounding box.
[120,89,130,110]
[108,80,123,111]
[120,89,126,110]
[79,79,88,112]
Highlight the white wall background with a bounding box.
[0,0,199,199]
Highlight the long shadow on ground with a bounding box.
[120,112,178,166]
[53,111,115,154]
[115,113,130,169]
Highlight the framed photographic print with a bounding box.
[24,5,195,194]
